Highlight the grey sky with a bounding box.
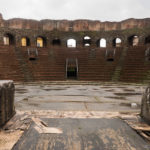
[0,0,149,21]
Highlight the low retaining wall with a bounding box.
[0,80,15,127]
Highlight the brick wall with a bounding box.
[0,45,149,83]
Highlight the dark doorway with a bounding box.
[107,58,114,61]
[67,67,77,79]
[66,58,78,79]
[145,36,150,45]
[52,39,61,46]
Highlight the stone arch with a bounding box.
[98,38,107,48]
[83,36,91,47]
[52,38,61,46]
[67,39,76,48]
[3,33,15,45]
[128,35,139,46]
[36,36,46,47]
[21,37,30,46]
[112,38,122,47]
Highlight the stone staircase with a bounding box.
[78,47,122,81]
[15,47,33,82]
[120,46,147,83]
[112,47,128,82]
[0,46,24,81]
[0,45,149,83]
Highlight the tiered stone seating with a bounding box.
[0,46,24,81]
[120,46,147,82]
[18,46,65,81]
[78,47,122,81]
[0,45,149,83]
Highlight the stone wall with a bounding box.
[0,12,149,47]
[0,80,15,127]
[0,13,150,32]
[0,13,149,47]
[0,27,149,47]
[0,13,149,83]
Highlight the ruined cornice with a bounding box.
[0,13,150,32]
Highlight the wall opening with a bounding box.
[67,39,76,48]
[145,36,150,45]
[52,38,61,46]
[66,58,78,79]
[36,36,46,47]
[67,67,77,79]
[112,38,122,47]
[128,35,139,46]
[21,37,30,46]
[99,38,106,48]
[3,33,15,45]
[105,49,116,61]
[83,36,91,47]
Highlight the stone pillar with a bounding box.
[141,86,150,123]
[0,80,15,127]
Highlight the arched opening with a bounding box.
[128,35,139,46]
[67,39,76,48]
[112,38,122,47]
[52,38,61,46]
[83,36,91,47]
[3,33,15,45]
[99,38,106,48]
[21,37,30,46]
[145,36,150,45]
[36,36,46,47]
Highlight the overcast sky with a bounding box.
[0,0,149,21]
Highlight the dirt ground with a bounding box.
[0,81,150,150]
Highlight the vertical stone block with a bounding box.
[0,80,15,127]
[141,86,150,123]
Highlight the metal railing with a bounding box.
[27,48,38,56]
[27,48,38,60]
[105,48,116,58]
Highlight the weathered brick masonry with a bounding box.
[0,13,150,82]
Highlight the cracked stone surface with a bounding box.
[1,81,150,150]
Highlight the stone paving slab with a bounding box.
[15,83,145,112]
[12,118,150,150]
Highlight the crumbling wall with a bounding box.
[0,80,15,127]
[0,13,150,31]
[0,13,149,47]
[141,86,150,123]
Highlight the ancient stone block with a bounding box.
[141,86,150,123]
[0,80,15,127]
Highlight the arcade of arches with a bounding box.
[2,33,150,48]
